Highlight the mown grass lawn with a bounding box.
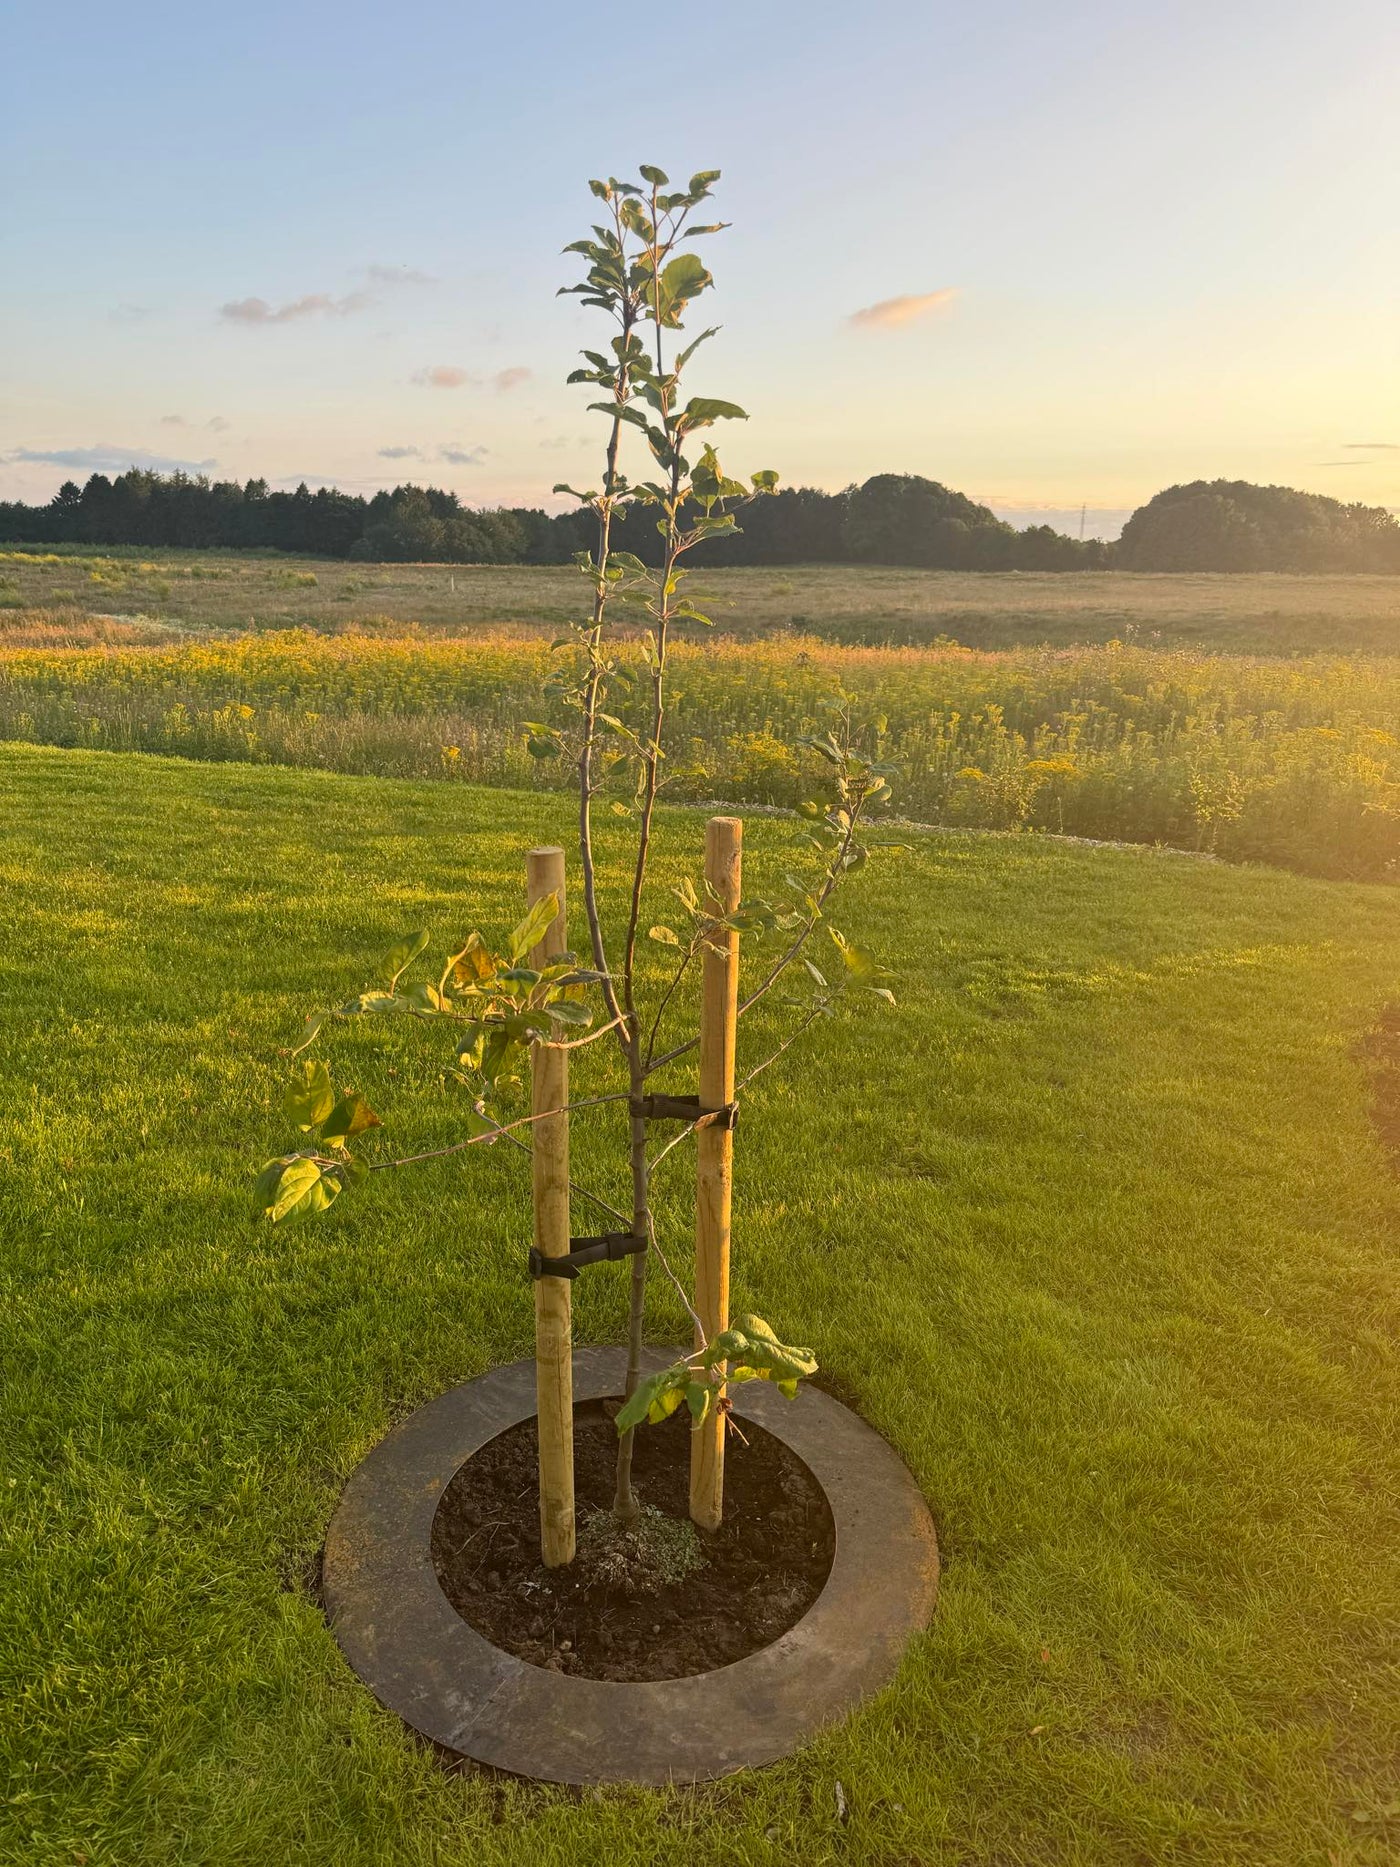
[2,743,1398,1866]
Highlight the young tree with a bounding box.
[254,166,897,1559]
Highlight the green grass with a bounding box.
[4,546,1400,653]
[3,744,1398,1865]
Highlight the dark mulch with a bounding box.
[431,1399,834,1682]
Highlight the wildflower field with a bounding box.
[2,624,1397,880]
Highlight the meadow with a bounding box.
[4,544,1400,652]
[2,743,1397,1865]
[1,625,1397,880]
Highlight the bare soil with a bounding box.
[431,1400,834,1682]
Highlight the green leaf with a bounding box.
[829,928,879,983]
[339,989,401,1017]
[647,924,682,947]
[381,929,429,989]
[257,1155,341,1224]
[679,397,748,428]
[510,892,560,964]
[402,980,446,1013]
[545,999,593,1027]
[320,1092,381,1149]
[656,252,713,324]
[638,163,670,185]
[615,1367,682,1434]
[704,1314,818,1393]
[674,326,720,372]
[287,1011,326,1059]
[284,1060,334,1132]
[449,932,495,990]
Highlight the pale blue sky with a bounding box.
[3,0,1397,532]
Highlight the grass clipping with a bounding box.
[575,1504,707,1595]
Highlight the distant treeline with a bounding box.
[3,470,1397,573]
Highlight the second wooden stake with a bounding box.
[527,844,574,1567]
[690,815,742,1532]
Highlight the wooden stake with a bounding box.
[690,815,741,1532]
[527,845,574,1567]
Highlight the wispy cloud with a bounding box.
[220,291,373,325]
[847,288,958,331]
[109,303,153,325]
[207,416,230,433]
[409,364,530,391]
[1343,441,1399,450]
[413,365,472,389]
[3,444,218,473]
[376,442,486,468]
[159,414,185,427]
[1318,460,1366,467]
[366,264,437,287]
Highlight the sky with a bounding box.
[3,0,1398,538]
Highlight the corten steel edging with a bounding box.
[322,1348,938,1786]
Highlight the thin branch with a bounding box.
[620,187,688,1062]
[645,1114,702,1176]
[575,193,637,1059]
[646,1002,827,1176]
[366,1089,630,1171]
[734,812,860,1022]
[642,937,700,1068]
[734,1005,825,1091]
[555,1012,628,1051]
[645,799,865,1080]
[643,1209,706,1343]
[490,1125,630,1228]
